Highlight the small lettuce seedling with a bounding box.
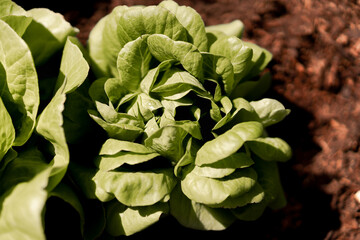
[83,0,292,236]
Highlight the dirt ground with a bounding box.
[16,0,360,239]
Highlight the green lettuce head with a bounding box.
[86,0,291,236]
[0,1,90,239]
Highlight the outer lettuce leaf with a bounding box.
[0,36,89,240]
[242,41,272,80]
[209,35,253,85]
[246,137,292,162]
[250,98,290,127]
[0,148,17,179]
[0,149,48,193]
[94,169,176,206]
[0,167,51,240]
[208,182,264,209]
[0,19,39,147]
[159,0,208,51]
[88,108,144,141]
[36,37,89,190]
[144,125,188,163]
[22,8,78,66]
[96,139,160,171]
[0,0,26,16]
[126,93,163,121]
[54,37,89,94]
[229,71,272,100]
[93,139,177,206]
[191,152,254,179]
[87,14,111,77]
[147,34,203,79]
[170,185,235,230]
[1,15,32,37]
[202,53,234,95]
[232,158,287,220]
[151,67,207,100]
[117,35,151,92]
[106,201,169,236]
[181,166,258,205]
[99,138,157,155]
[0,98,15,161]
[91,5,188,77]
[0,149,51,240]
[212,97,260,133]
[0,1,30,37]
[205,20,244,39]
[140,59,174,94]
[195,121,263,166]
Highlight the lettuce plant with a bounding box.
[0,1,90,239]
[81,0,292,236]
[0,0,292,238]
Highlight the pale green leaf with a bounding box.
[0,168,51,240]
[98,5,188,77]
[104,77,128,106]
[181,167,258,205]
[202,52,234,95]
[205,20,244,38]
[195,121,263,166]
[243,41,272,80]
[55,36,89,94]
[88,14,112,77]
[117,35,151,92]
[93,168,176,206]
[145,125,188,163]
[246,137,292,162]
[209,183,264,209]
[159,0,208,51]
[0,149,48,193]
[22,8,78,65]
[126,93,163,122]
[99,138,156,156]
[232,158,287,220]
[88,77,108,103]
[209,36,253,85]
[250,98,290,127]
[1,15,32,36]
[147,34,203,79]
[192,152,254,179]
[230,71,272,100]
[88,109,144,142]
[174,137,197,177]
[0,19,39,146]
[151,67,207,100]
[170,185,235,230]
[36,38,89,191]
[96,152,160,172]
[0,97,15,161]
[106,201,168,236]
[0,0,26,16]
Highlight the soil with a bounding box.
[15,0,360,239]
